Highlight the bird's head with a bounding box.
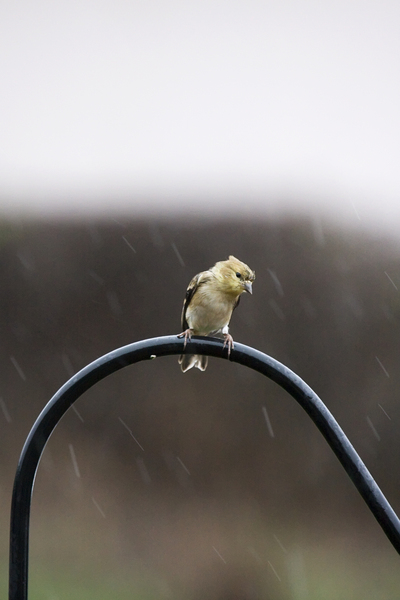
[213,255,255,295]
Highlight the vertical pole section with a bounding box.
[9,336,400,599]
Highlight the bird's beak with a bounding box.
[244,281,252,294]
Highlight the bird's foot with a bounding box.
[178,328,193,349]
[223,333,234,357]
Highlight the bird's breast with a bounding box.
[186,289,237,335]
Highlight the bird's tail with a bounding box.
[178,354,208,372]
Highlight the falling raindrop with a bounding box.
[149,224,164,249]
[111,218,125,227]
[0,397,12,423]
[106,290,122,316]
[176,456,190,475]
[384,271,398,290]
[171,243,185,267]
[267,269,284,297]
[10,356,26,381]
[16,250,35,272]
[351,200,361,220]
[118,417,144,451]
[212,546,227,564]
[122,236,137,253]
[61,353,74,377]
[375,356,389,378]
[268,561,281,582]
[378,404,391,420]
[88,270,105,285]
[273,534,287,554]
[71,405,84,423]
[174,456,192,488]
[262,406,275,438]
[92,497,106,518]
[69,444,81,478]
[366,416,381,441]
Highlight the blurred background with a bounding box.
[1,1,400,599]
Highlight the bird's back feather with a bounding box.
[181,271,212,330]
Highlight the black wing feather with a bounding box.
[181,272,211,330]
[233,295,241,311]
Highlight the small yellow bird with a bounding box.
[178,255,255,372]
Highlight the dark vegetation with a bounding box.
[1,216,400,598]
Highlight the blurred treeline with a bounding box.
[1,216,400,599]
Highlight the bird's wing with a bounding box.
[181,271,211,330]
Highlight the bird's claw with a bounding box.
[178,329,193,349]
[223,333,234,357]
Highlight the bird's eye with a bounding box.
[236,272,241,279]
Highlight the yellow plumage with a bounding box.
[178,256,255,372]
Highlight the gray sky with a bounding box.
[1,1,399,231]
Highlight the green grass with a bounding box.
[2,542,400,600]
[3,565,168,600]
[2,513,400,600]
[29,571,160,600]
[289,543,400,600]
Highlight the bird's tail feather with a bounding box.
[179,354,208,372]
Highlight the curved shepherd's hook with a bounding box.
[9,336,400,599]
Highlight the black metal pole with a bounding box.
[9,335,400,599]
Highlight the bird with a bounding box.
[178,255,255,372]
